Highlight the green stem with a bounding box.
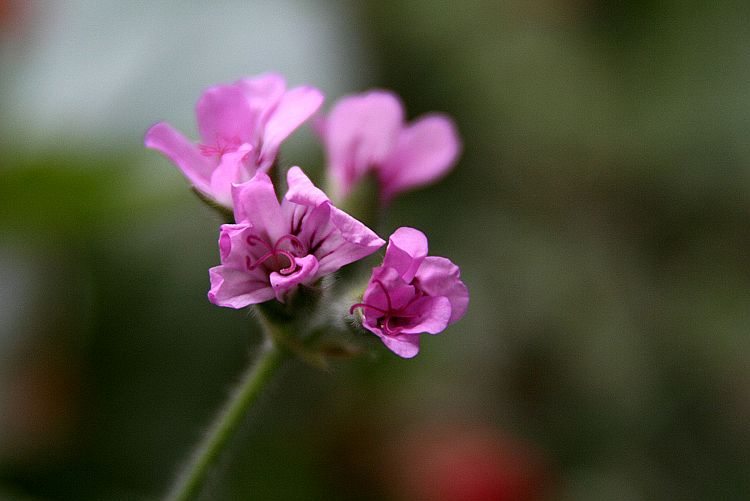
[166,338,288,501]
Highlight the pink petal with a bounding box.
[362,266,416,312]
[209,143,255,207]
[318,205,385,273]
[237,73,288,146]
[379,333,421,358]
[237,73,287,100]
[322,90,404,198]
[399,296,452,335]
[383,227,428,282]
[379,114,461,200]
[237,73,286,113]
[230,172,286,242]
[144,122,213,194]
[269,254,320,302]
[285,166,329,207]
[217,223,254,269]
[415,256,469,324]
[196,84,254,146]
[260,86,324,168]
[208,266,275,308]
[283,167,385,275]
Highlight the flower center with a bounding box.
[245,234,306,276]
[199,135,243,157]
[350,279,419,336]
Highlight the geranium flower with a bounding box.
[351,227,468,358]
[208,167,385,306]
[316,90,461,202]
[145,73,323,207]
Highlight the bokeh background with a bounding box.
[2,1,750,499]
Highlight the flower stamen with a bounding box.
[245,234,307,274]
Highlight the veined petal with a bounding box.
[269,254,319,302]
[209,143,255,207]
[283,167,384,275]
[383,227,428,282]
[260,86,324,168]
[196,83,254,145]
[399,296,452,335]
[322,90,404,198]
[316,204,385,275]
[231,172,286,241]
[208,266,274,308]
[144,122,213,194]
[415,256,469,323]
[379,114,461,200]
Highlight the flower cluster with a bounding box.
[146,73,468,358]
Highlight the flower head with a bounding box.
[351,227,468,358]
[317,90,461,202]
[208,167,385,307]
[145,73,323,207]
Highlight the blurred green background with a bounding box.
[2,1,750,499]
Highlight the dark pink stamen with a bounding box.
[275,250,297,275]
[350,302,389,315]
[245,234,307,275]
[351,281,420,337]
[373,279,392,310]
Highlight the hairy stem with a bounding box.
[166,338,287,501]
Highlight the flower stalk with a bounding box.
[166,336,288,501]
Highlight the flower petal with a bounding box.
[269,254,320,302]
[285,166,329,207]
[217,223,253,269]
[316,204,385,274]
[284,167,385,275]
[209,143,255,207]
[231,172,286,241]
[383,227,428,282]
[379,114,461,200]
[260,86,324,168]
[362,266,416,313]
[196,83,254,146]
[415,256,469,323]
[322,90,404,198]
[379,333,421,358]
[144,122,213,194]
[237,73,287,124]
[208,266,274,308]
[399,295,452,335]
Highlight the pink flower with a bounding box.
[208,167,385,307]
[351,227,468,358]
[317,90,461,202]
[145,73,323,207]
